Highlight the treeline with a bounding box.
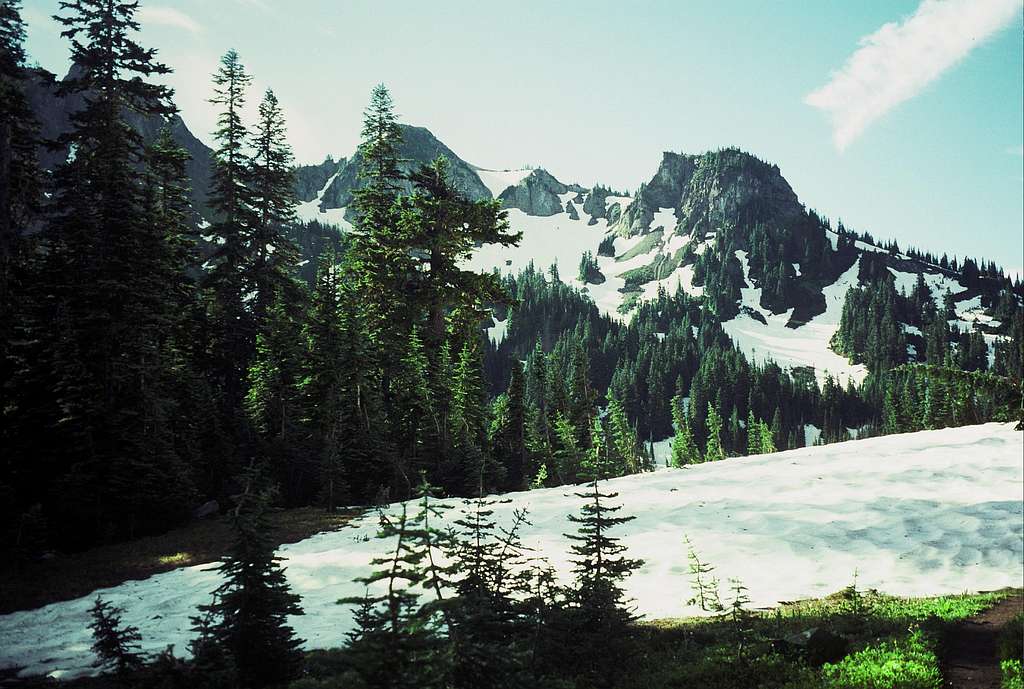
[79,470,649,689]
[482,267,862,466]
[831,252,1023,433]
[823,216,1023,295]
[0,0,527,552]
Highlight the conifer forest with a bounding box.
[0,2,1021,688]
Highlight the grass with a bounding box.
[619,587,1017,689]
[820,630,941,689]
[0,506,359,614]
[1000,613,1024,689]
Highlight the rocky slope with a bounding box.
[24,72,1017,385]
[25,66,215,218]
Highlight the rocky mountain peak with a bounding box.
[618,148,803,239]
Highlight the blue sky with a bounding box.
[21,0,1024,273]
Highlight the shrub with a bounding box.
[821,630,940,689]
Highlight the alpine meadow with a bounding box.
[0,1,1022,688]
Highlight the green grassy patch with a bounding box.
[617,229,663,261]
[820,630,941,689]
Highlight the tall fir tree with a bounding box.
[204,49,256,410]
[37,0,194,544]
[247,88,301,324]
[704,403,725,462]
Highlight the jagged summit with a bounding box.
[23,84,1015,386]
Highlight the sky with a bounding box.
[21,0,1024,274]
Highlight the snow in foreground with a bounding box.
[2,423,1021,678]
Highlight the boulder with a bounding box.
[193,500,219,519]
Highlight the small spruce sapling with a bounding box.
[89,597,144,677]
[561,479,644,688]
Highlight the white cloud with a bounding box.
[805,0,1022,151]
[136,6,203,33]
[1008,145,1024,157]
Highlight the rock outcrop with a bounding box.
[317,125,491,213]
[497,168,568,216]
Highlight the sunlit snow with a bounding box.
[474,168,533,198]
[1,424,1020,679]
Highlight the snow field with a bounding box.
[1,423,1021,679]
[474,168,534,197]
[722,256,869,386]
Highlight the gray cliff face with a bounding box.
[619,149,803,240]
[25,66,216,217]
[317,125,491,212]
[497,169,568,216]
[293,156,346,202]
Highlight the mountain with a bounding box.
[24,70,1019,387]
[24,66,215,218]
[293,124,492,225]
[464,147,1019,386]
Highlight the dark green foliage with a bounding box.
[199,465,304,688]
[671,395,701,466]
[4,0,198,546]
[89,597,144,677]
[445,498,535,689]
[704,403,725,461]
[204,49,256,409]
[557,480,643,688]
[246,88,301,324]
[338,484,448,689]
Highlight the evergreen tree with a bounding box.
[446,498,534,689]
[401,156,519,355]
[204,49,257,408]
[0,0,40,313]
[345,84,409,420]
[340,493,447,688]
[37,0,193,545]
[560,479,643,689]
[746,409,760,456]
[247,88,300,324]
[670,395,700,466]
[200,464,304,688]
[88,597,144,677]
[704,403,725,462]
[757,419,777,454]
[299,250,348,511]
[245,291,310,503]
[552,411,584,485]
[684,536,722,613]
[607,392,645,474]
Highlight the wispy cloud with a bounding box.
[1008,145,1024,157]
[136,6,203,33]
[805,0,1022,151]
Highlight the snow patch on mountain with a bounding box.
[474,168,533,198]
[1,423,1020,680]
[723,258,868,386]
[294,172,354,232]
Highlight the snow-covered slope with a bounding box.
[2,423,1021,679]
[723,256,868,385]
[474,167,533,197]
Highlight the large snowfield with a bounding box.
[2,423,1022,679]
